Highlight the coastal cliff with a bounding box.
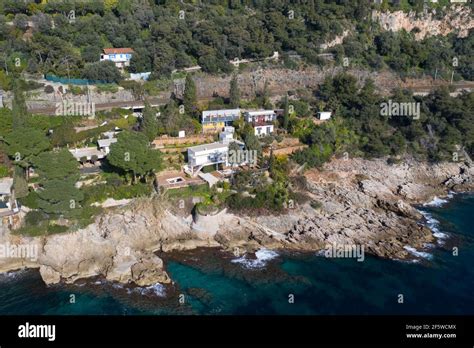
[0,158,472,286]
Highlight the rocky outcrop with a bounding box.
[0,158,472,285]
[372,6,474,40]
[265,157,473,259]
[320,30,350,50]
[1,198,214,286]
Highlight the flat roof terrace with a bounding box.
[188,142,229,154]
[155,171,204,190]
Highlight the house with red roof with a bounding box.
[100,48,134,69]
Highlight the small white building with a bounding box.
[254,124,274,137]
[69,147,105,162]
[100,48,134,69]
[219,126,235,143]
[0,178,13,201]
[243,110,276,136]
[243,110,276,123]
[0,177,19,216]
[317,112,332,120]
[98,138,118,155]
[187,142,229,176]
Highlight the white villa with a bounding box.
[186,142,229,176]
[243,110,276,136]
[201,109,241,133]
[69,147,105,162]
[100,48,134,69]
[70,131,118,162]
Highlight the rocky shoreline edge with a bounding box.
[0,157,472,288]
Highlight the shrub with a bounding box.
[14,225,46,237]
[68,84,86,95]
[310,200,323,210]
[24,210,47,226]
[44,85,54,94]
[290,191,310,205]
[47,224,68,234]
[77,205,103,228]
[0,165,9,178]
[112,183,152,199]
[96,84,119,94]
[105,173,123,187]
[202,165,215,173]
[18,191,40,209]
[19,80,44,91]
[387,157,402,165]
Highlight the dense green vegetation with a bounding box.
[107,130,163,183]
[291,73,473,166]
[0,0,471,83]
[0,82,166,235]
[0,0,472,230]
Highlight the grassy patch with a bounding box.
[82,182,153,205]
[167,184,211,200]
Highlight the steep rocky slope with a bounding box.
[372,6,473,40]
[0,158,472,286]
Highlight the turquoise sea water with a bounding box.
[0,193,472,315]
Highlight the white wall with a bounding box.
[254,125,274,136]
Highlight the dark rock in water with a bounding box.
[186,287,213,306]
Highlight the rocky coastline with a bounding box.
[0,157,472,287]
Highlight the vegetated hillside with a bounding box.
[0,0,472,87]
[291,74,474,166]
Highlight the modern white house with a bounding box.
[186,142,230,176]
[243,110,276,136]
[0,177,19,217]
[100,48,134,69]
[317,111,332,120]
[201,109,241,133]
[69,147,105,162]
[70,127,121,163]
[98,137,118,155]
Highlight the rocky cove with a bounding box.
[0,158,472,288]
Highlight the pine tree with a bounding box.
[108,131,163,184]
[5,127,50,179]
[141,101,158,141]
[33,149,84,218]
[261,80,272,109]
[183,74,197,118]
[12,82,28,129]
[283,95,290,130]
[229,74,240,108]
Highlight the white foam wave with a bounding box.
[404,246,433,260]
[127,283,166,297]
[424,196,449,207]
[419,210,449,244]
[231,248,279,269]
[0,269,27,281]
